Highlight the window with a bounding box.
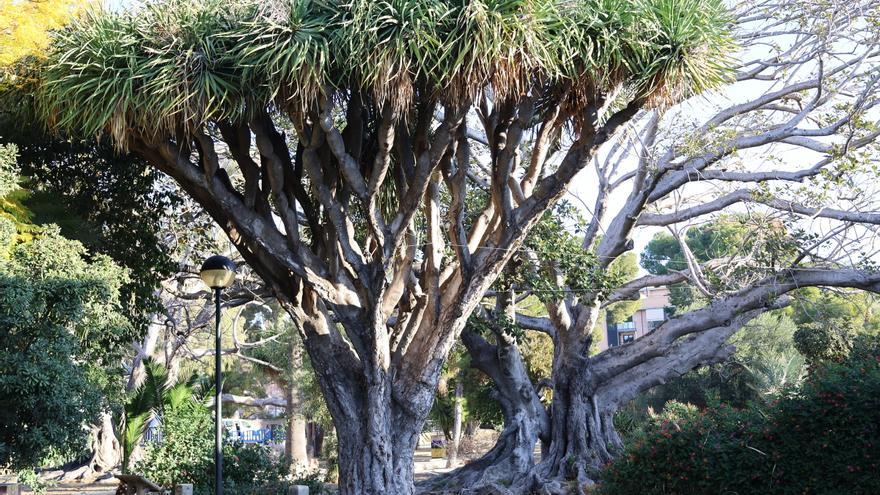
[614,320,636,331]
[645,308,665,322]
[618,332,635,345]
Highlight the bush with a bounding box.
[135,403,326,495]
[600,336,880,495]
[135,402,213,489]
[793,319,854,365]
[17,468,55,495]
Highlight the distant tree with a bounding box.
[0,147,134,472]
[223,302,324,468]
[604,253,641,324]
[788,287,880,332]
[9,135,179,330]
[0,223,132,469]
[0,0,91,66]
[641,218,754,312]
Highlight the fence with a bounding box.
[142,424,285,446]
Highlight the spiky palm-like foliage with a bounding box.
[39,0,734,147]
[122,359,205,472]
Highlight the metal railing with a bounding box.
[142,426,285,445]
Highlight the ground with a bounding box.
[28,445,476,494]
[22,429,502,494]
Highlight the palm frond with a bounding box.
[632,0,736,106]
[38,0,736,142]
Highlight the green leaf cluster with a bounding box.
[500,203,634,303]
[122,360,209,471]
[135,392,327,494]
[39,0,734,146]
[642,216,801,312]
[0,225,133,469]
[601,334,880,495]
[6,132,179,329]
[0,143,17,198]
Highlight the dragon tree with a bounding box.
[39,0,736,492]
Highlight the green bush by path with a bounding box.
[135,401,326,495]
[600,336,880,495]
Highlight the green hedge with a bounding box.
[601,337,880,494]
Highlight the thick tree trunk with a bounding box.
[459,363,623,495]
[420,329,549,494]
[86,412,121,476]
[288,299,431,495]
[434,302,629,495]
[528,365,620,494]
[511,304,781,493]
[512,301,623,495]
[333,393,422,495]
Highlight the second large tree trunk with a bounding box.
[530,364,621,493]
[420,329,549,494]
[432,305,628,495]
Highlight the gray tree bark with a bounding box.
[86,412,121,477]
[446,381,463,468]
[420,327,549,494]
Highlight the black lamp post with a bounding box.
[199,255,236,495]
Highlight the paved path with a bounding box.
[29,447,457,494]
[39,480,117,495]
[414,446,458,481]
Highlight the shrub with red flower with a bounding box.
[599,335,880,495]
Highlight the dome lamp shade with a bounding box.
[200,255,236,289]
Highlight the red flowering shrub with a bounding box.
[600,336,880,495]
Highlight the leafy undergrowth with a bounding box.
[600,336,880,495]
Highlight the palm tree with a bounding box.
[121,359,208,471]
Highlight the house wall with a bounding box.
[598,286,670,351]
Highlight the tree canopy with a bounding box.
[0,223,132,470]
[0,142,136,472]
[39,0,733,145]
[0,0,92,66]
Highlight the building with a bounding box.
[599,286,671,351]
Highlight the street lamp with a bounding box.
[199,255,236,495]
